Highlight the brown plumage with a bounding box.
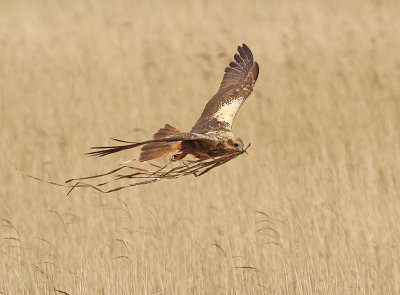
[139,124,181,161]
[192,44,259,133]
[87,44,259,168]
[24,44,260,194]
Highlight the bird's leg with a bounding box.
[170,152,187,162]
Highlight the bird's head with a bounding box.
[226,134,249,154]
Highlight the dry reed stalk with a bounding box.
[18,152,243,194]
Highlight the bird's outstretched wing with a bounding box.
[191,44,259,133]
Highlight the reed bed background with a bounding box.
[1,0,400,294]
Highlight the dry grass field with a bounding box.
[1,0,400,294]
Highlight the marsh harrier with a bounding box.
[56,44,260,192]
[88,44,259,163]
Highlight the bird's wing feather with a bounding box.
[191,44,259,133]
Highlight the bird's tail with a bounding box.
[139,124,182,162]
[86,139,144,157]
[87,124,182,160]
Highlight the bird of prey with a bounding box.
[88,44,259,165]
[22,44,259,193]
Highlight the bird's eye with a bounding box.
[234,143,239,148]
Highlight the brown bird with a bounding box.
[87,44,259,164]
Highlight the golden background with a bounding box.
[1,0,400,293]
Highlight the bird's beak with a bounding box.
[241,143,251,154]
